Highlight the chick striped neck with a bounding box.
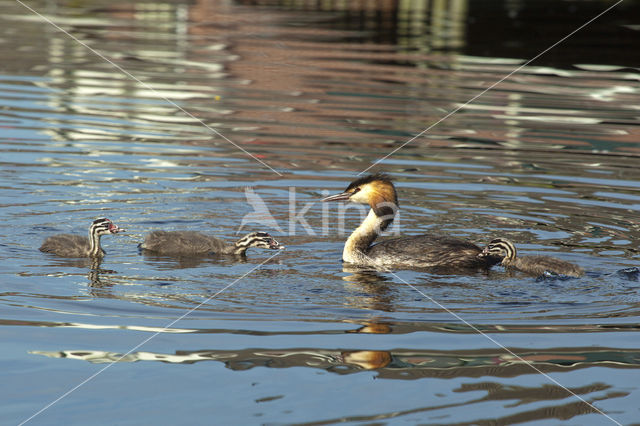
[88,220,108,257]
[231,232,270,255]
[489,239,517,265]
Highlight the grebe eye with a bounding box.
[352,187,361,194]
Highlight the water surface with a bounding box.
[1,0,640,424]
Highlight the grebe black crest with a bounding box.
[322,174,500,270]
[139,230,284,256]
[39,218,125,258]
[480,238,584,278]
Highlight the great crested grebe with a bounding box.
[322,174,502,269]
[138,230,284,256]
[480,238,584,278]
[39,218,125,258]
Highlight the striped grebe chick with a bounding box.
[39,218,124,258]
[322,174,502,270]
[480,238,584,278]
[138,231,283,256]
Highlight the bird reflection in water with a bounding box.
[346,320,393,335]
[88,258,118,290]
[341,264,395,312]
[140,252,250,269]
[39,256,118,289]
[339,350,393,370]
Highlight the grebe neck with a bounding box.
[230,237,250,255]
[88,226,103,257]
[499,241,517,266]
[343,207,395,264]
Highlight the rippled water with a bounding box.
[2,0,640,424]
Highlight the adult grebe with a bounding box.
[322,174,501,269]
[139,231,284,256]
[479,238,584,277]
[39,218,125,258]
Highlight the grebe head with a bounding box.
[91,218,125,236]
[322,173,398,210]
[236,232,284,250]
[481,238,516,262]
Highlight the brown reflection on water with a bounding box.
[7,0,637,168]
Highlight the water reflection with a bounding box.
[7,0,638,165]
[341,265,396,312]
[4,317,640,336]
[87,258,117,288]
[139,252,252,269]
[30,344,640,376]
[26,338,636,421]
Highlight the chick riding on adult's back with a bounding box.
[479,238,584,277]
